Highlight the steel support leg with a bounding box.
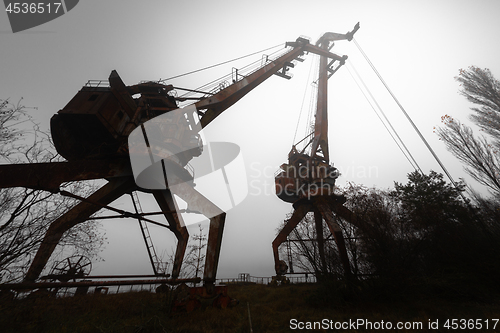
[331,202,359,228]
[272,203,311,275]
[314,209,328,274]
[152,189,189,280]
[167,180,225,289]
[203,212,226,287]
[24,177,136,282]
[316,200,352,277]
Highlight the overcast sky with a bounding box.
[2,0,500,279]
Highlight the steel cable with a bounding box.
[158,43,285,83]
[346,60,422,173]
[353,37,461,190]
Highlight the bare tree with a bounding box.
[278,212,326,275]
[0,98,32,160]
[457,67,500,148]
[164,224,207,284]
[436,66,500,197]
[437,116,500,197]
[0,99,105,283]
[184,224,207,285]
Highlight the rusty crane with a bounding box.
[273,26,361,283]
[0,23,359,302]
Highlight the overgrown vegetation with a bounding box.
[437,66,500,197]
[0,99,105,283]
[283,171,500,303]
[281,66,500,305]
[2,282,500,333]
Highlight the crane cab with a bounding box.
[50,71,179,161]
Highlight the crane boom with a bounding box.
[0,32,354,191]
[196,39,347,129]
[310,32,355,163]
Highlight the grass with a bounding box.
[1,281,500,332]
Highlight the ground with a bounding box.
[1,282,500,332]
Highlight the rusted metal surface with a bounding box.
[196,42,309,128]
[172,285,238,312]
[24,177,137,282]
[272,24,360,279]
[272,203,311,273]
[194,36,351,129]
[203,212,226,288]
[58,189,170,230]
[310,37,331,163]
[152,189,189,280]
[41,274,170,280]
[153,173,227,287]
[272,195,357,277]
[108,70,140,119]
[51,70,178,161]
[0,31,361,294]
[0,158,131,191]
[316,198,352,276]
[314,209,328,274]
[0,277,201,290]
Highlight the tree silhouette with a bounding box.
[437,66,500,197]
[0,99,105,283]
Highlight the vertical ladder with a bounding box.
[130,191,162,276]
[286,237,294,273]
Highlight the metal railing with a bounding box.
[216,274,316,285]
[84,79,110,88]
[4,274,318,300]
